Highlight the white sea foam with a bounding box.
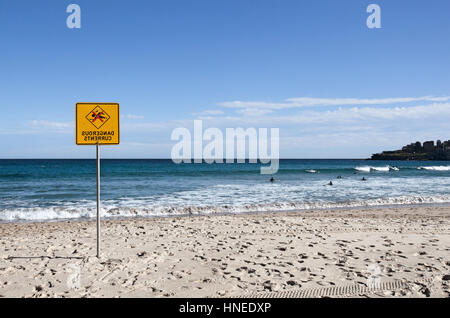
[305,169,318,173]
[355,166,372,172]
[355,166,399,172]
[2,194,450,222]
[418,166,450,171]
[372,166,390,172]
[2,173,450,222]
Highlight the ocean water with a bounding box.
[1,159,450,222]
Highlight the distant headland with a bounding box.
[370,140,450,160]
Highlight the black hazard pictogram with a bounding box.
[86,106,110,129]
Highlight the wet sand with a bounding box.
[0,205,449,298]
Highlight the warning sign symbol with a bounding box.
[76,103,119,145]
[86,106,110,129]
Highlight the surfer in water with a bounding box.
[324,181,333,186]
[362,177,367,181]
[270,177,275,183]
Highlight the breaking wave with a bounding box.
[2,195,450,222]
[417,166,450,171]
[354,166,399,172]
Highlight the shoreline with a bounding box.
[0,205,449,298]
[3,201,450,225]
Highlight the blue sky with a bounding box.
[1,0,450,158]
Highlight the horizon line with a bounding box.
[0,157,374,160]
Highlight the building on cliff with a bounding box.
[370,139,450,160]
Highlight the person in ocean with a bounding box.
[337,176,342,179]
[324,181,333,186]
[270,177,274,182]
[362,177,367,181]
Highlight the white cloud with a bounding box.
[218,96,450,110]
[189,102,450,126]
[13,97,450,158]
[180,101,450,157]
[236,108,274,117]
[121,119,192,133]
[114,102,450,138]
[193,109,225,116]
[30,120,73,129]
[123,114,144,119]
[272,102,450,124]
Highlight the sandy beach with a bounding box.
[0,205,449,298]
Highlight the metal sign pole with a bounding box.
[96,142,101,258]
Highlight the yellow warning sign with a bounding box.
[76,103,120,145]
